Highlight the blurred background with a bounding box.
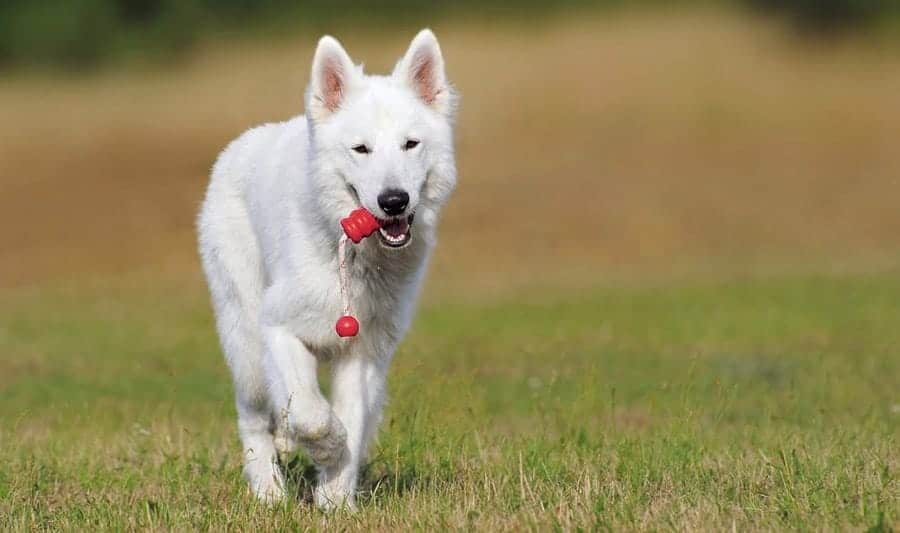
[1,0,898,295]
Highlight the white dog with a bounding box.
[197,30,457,509]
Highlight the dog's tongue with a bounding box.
[381,218,409,237]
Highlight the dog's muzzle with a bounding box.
[376,213,414,248]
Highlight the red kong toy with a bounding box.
[340,208,380,243]
[335,208,381,337]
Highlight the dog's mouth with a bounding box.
[344,183,414,248]
[376,213,414,248]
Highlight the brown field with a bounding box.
[1,9,899,293]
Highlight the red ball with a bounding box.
[335,315,359,337]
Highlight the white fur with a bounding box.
[197,30,457,509]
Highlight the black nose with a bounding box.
[377,189,409,216]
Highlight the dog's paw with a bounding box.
[280,400,348,467]
[244,460,286,504]
[300,411,348,467]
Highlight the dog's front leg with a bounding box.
[314,353,388,511]
[262,325,348,468]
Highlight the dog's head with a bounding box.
[305,30,458,250]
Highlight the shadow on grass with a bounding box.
[357,460,420,506]
[279,452,421,506]
[281,455,318,504]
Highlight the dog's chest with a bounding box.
[292,251,419,354]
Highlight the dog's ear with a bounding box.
[307,36,359,122]
[394,29,456,118]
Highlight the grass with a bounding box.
[1,272,898,530]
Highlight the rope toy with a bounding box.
[335,208,381,337]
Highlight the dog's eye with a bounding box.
[404,139,420,151]
[352,144,370,154]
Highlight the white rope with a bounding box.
[338,234,351,316]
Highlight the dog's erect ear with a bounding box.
[394,29,456,118]
[307,36,359,122]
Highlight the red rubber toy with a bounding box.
[340,208,380,243]
[335,208,380,338]
[335,315,360,337]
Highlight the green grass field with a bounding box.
[1,272,897,530]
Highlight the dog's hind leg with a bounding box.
[236,402,285,502]
[199,187,285,502]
